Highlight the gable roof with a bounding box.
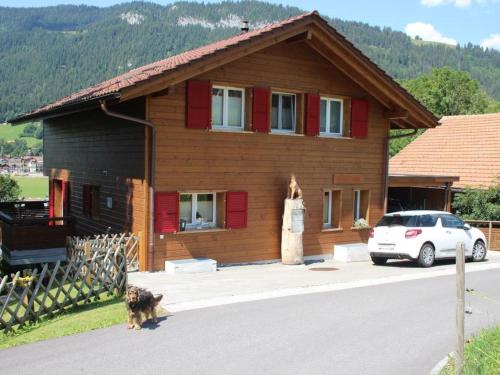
[10,11,438,128]
[390,113,500,189]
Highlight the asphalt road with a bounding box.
[2,269,500,375]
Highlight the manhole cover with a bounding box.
[309,267,338,271]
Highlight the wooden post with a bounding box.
[138,231,147,272]
[488,222,492,251]
[281,198,305,265]
[456,241,465,375]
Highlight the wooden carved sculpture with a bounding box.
[288,174,303,199]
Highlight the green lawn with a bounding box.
[0,296,127,350]
[0,123,39,147]
[14,176,48,199]
[441,326,500,374]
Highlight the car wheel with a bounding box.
[418,243,435,267]
[472,240,487,262]
[371,256,388,266]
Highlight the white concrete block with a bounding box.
[334,243,370,262]
[165,258,217,274]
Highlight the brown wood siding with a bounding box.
[149,41,389,270]
[43,99,146,236]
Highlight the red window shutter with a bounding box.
[48,180,55,226]
[252,87,270,133]
[226,191,248,229]
[82,184,91,216]
[305,93,320,136]
[186,80,212,129]
[351,99,369,138]
[62,181,70,216]
[48,180,55,217]
[155,192,179,233]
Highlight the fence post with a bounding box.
[456,241,465,375]
[488,222,492,251]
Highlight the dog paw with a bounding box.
[134,325,141,330]
[127,325,133,329]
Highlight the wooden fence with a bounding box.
[0,234,132,333]
[69,232,140,271]
[465,220,500,251]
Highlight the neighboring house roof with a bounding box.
[10,11,438,129]
[390,113,500,189]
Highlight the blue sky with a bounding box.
[1,0,499,49]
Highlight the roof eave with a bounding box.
[8,93,121,125]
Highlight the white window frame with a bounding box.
[353,190,361,222]
[320,97,343,136]
[271,92,296,133]
[323,190,332,228]
[211,86,245,130]
[180,192,217,230]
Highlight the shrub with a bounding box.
[453,183,500,221]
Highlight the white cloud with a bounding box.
[421,0,498,7]
[481,33,500,50]
[421,0,471,7]
[405,22,458,45]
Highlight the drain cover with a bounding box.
[309,267,338,271]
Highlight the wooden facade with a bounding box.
[148,41,387,269]
[14,13,439,271]
[43,99,147,236]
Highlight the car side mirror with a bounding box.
[463,223,471,230]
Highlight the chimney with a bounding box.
[241,19,249,33]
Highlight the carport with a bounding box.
[388,174,460,212]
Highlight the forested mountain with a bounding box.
[1,1,499,122]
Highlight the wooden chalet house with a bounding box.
[10,12,438,271]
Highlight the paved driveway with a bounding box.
[2,269,500,375]
[129,252,500,312]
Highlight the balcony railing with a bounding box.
[0,201,74,266]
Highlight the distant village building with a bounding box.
[0,156,43,175]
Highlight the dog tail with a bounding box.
[154,294,163,305]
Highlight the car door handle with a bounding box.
[446,230,452,234]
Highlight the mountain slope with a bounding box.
[1,1,499,122]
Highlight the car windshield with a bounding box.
[376,214,439,228]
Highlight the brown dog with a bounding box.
[125,286,163,330]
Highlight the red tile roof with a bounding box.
[390,113,500,189]
[11,11,437,128]
[14,12,315,121]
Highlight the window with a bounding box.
[271,93,296,132]
[441,214,464,229]
[83,184,100,219]
[376,214,439,228]
[180,193,217,230]
[212,86,244,129]
[353,189,369,224]
[324,190,342,229]
[320,98,343,136]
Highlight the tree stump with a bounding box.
[281,198,305,265]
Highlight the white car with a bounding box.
[368,210,487,267]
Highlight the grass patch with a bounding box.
[441,326,500,374]
[0,123,39,147]
[14,175,48,199]
[0,294,126,350]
